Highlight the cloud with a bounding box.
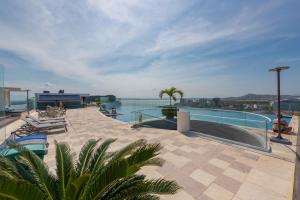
[0,0,299,97]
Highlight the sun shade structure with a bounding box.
[0,87,31,114]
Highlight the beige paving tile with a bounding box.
[160,190,195,200]
[208,158,230,169]
[236,181,286,200]
[189,169,216,186]
[254,156,294,181]
[203,183,234,200]
[139,166,163,179]
[164,144,178,151]
[223,167,247,182]
[179,145,194,153]
[246,169,291,197]
[214,174,242,194]
[235,156,257,168]
[193,146,208,154]
[160,152,190,168]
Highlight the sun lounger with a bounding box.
[23,118,67,130]
[0,144,47,159]
[26,115,66,124]
[6,134,49,147]
[11,118,67,136]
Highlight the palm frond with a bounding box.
[89,138,117,174]
[16,145,57,200]
[175,89,183,98]
[172,96,177,102]
[159,89,167,99]
[66,172,90,200]
[97,174,146,200]
[127,143,163,175]
[101,175,179,200]
[111,139,146,160]
[159,87,183,105]
[0,156,21,179]
[80,158,129,200]
[0,175,47,200]
[76,139,100,176]
[55,140,75,199]
[109,178,179,199]
[141,178,180,194]
[127,194,160,200]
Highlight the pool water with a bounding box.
[110,103,289,130]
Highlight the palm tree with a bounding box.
[159,87,183,105]
[0,139,180,200]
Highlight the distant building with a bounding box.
[87,95,116,104]
[35,91,89,110]
[272,98,300,112]
[180,98,211,107]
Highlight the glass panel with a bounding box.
[0,64,5,142]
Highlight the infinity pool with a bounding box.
[111,104,286,130]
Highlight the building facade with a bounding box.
[35,92,89,110]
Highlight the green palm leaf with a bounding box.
[65,173,90,200]
[0,175,47,200]
[0,139,180,200]
[109,139,146,161]
[159,87,183,105]
[0,156,21,179]
[55,141,75,199]
[127,143,164,175]
[127,194,160,200]
[99,175,145,200]
[81,158,129,200]
[100,175,179,200]
[16,145,57,200]
[89,138,116,174]
[76,139,99,176]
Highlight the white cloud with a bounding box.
[0,0,297,97]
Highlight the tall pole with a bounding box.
[277,70,282,139]
[269,66,291,144]
[26,89,30,116]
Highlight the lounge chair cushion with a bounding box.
[0,144,47,159]
[15,135,47,142]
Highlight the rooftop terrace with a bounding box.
[2,107,298,200]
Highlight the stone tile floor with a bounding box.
[2,107,296,200]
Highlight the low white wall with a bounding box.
[177,111,190,133]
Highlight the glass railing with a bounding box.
[0,65,5,142]
[131,107,271,151]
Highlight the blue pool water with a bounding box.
[109,102,290,130]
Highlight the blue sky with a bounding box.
[0,0,299,98]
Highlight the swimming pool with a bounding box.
[110,103,285,130]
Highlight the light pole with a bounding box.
[269,66,291,144]
[25,89,30,116]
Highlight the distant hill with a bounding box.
[222,94,300,101]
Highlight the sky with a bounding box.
[0,0,299,99]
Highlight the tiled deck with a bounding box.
[5,107,296,200]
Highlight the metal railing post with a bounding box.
[265,120,268,149]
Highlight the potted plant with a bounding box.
[159,87,183,119]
